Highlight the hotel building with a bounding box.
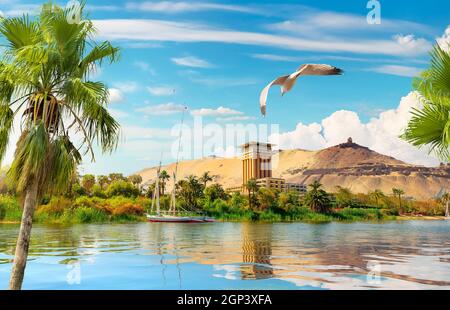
[227,141,307,194]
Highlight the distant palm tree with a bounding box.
[440,191,450,218]
[402,44,450,161]
[392,188,405,210]
[305,181,331,213]
[159,170,170,196]
[0,4,120,290]
[245,179,258,210]
[97,175,110,190]
[369,189,385,206]
[200,171,214,188]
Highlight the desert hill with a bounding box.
[137,139,449,200]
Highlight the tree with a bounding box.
[334,186,354,208]
[81,174,95,195]
[257,187,276,211]
[304,181,331,213]
[97,175,109,190]
[105,180,139,198]
[392,188,405,211]
[204,183,228,202]
[402,44,450,161]
[199,171,214,188]
[159,170,170,196]
[369,189,385,207]
[177,175,204,209]
[245,179,258,210]
[128,174,142,191]
[0,4,120,290]
[439,191,450,218]
[108,173,126,182]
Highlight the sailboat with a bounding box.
[146,107,215,223]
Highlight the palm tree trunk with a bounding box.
[445,200,449,218]
[9,178,39,290]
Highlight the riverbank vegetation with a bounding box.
[1,171,447,224]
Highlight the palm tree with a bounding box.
[0,4,120,290]
[392,188,405,211]
[97,175,109,190]
[245,179,258,210]
[402,44,450,161]
[369,189,385,207]
[305,181,331,213]
[440,192,450,218]
[199,171,214,188]
[159,170,170,196]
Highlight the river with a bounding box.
[0,221,449,289]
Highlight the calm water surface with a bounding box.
[0,221,449,289]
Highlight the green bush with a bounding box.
[105,180,140,198]
[334,208,384,221]
[72,206,108,223]
[0,195,21,221]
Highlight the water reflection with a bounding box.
[0,221,449,289]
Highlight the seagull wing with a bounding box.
[283,64,344,93]
[295,64,344,77]
[259,75,289,116]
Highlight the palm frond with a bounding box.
[402,104,450,161]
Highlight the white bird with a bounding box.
[259,64,343,116]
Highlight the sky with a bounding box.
[1,0,450,175]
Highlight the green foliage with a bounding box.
[92,184,106,198]
[204,183,228,202]
[304,181,332,213]
[0,194,21,221]
[0,3,121,201]
[402,44,450,161]
[81,174,96,194]
[105,180,140,198]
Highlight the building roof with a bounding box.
[239,141,276,148]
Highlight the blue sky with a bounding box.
[1,0,450,175]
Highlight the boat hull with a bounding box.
[146,215,215,223]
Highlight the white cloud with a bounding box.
[171,56,212,68]
[113,81,139,93]
[438,26,450,52]
[147,86,175,96]
[190,106,243,117]
[133,61,157,75]
[108,88,125,103]
[94,19,432,57]
[216,115,256,122]
[125,1,258,14]
[108,108,130,119]
[394,34,432,55]
[269,12,431,35]
[370,65,423,77]
[269,92,440,166]
[137,103,186,115]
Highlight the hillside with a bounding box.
[137,139,449,200]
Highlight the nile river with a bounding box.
[0,221,449,289]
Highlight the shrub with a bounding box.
[105,180,140,198]
[92,184,106,198]
[36,197,72,216]
[112,203,144,216]
[72,207,108,223]
[0,195,21,221]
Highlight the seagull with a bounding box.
[259,64,343,116]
